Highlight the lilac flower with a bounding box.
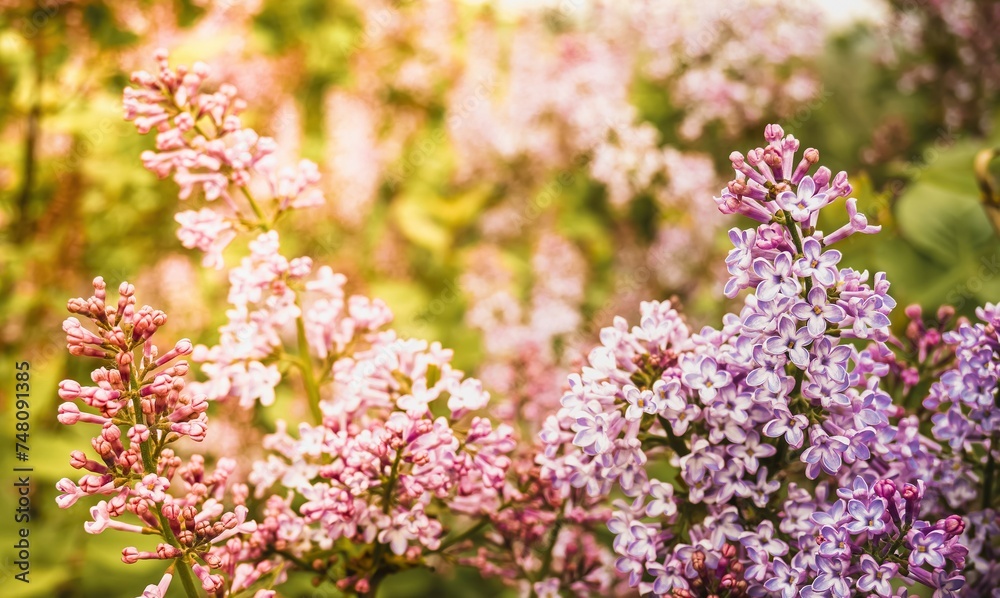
[845,497,887,535]
[744,546,770,582]
[857,555,896,596]
[909,530,947,568]
[929,571,965,597]
[726,431,776,474]
[811,498,848,528]
[740,520,788,556]
[957,369,999,407]
[678,437,724,483]
[726,227,757,271]
[644,480,677,518]
[622,384,659,420]
[762,408,809,449]
[817,525,852,558]
[764,557,802,598]
[811,555,851,597]
[753,253,801,301]
[571,402,618,455]
[849,296,891,339]
[793,237,841,286]
[625,521,657,560]
[931,407,971,449]
[792,286,847,337]
[763,315,813,367]
[750,467,781,508]
[706,506,743,549]
[711,459,752,502]
[681,355,731,401]
[648,558,688,595]
[747,344,790,393]
[806,336,852,381]
[659,397,700,436]
[777,175,827,222]
[824,197,882,244]
[801,427,849,479]
[743,297,795,334]
[837,474,874,502]
[614,556,643,588]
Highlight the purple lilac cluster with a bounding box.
[539,125,969,596]
[921,303,1000,593]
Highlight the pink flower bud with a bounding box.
[59,380,82,399]
[122,547,140,564]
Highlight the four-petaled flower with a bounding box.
[682,356,732,402]
[857,555,897,597]
[801,427,849,479]
[844,498,887,535]
[909,529,947,568]
[753,253,801,301]
[792,286,846,338]
[777,176,827,223]
[793,237,840,286]
[623,384,660,420]
[763,315,813,368]
[764,557,802,598]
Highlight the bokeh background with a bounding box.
[1,0,1000,596]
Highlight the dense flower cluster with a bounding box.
[249,332,516,593]
[124,48,323,268]
[56,277,272,598]
[918,303,1000,593]
[539,124,973,596]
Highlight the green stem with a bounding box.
[240,185,270,229]
[364,449,406,597]
[782,210,805,256]
[984,435,996,510]
[155,510,201,597]
[657,415,689,456]
[538,517,564,583]
[295,311,323,424]
[382,450,404,514]
[435,504,511,554]
[172,558,202,598]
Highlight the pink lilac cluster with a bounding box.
[885,0,1000,134]
[458,460,623,597]
[186,230,392,416]
[457,239,627,596]
[248,331,516,594]
[56,277,274,598]
[463,234,587,423]
[538,125,969,596]
[110,51,523,597]
[599,0,821,140]
[123,49,323,268]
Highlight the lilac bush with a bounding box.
[52,50,1000,598]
